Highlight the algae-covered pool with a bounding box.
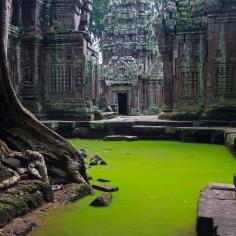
[31,140,236,236]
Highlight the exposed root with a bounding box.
[0,167,20,190]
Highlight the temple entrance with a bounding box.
[117,93,128,115]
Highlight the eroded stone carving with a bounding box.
[8,0,99,121]
[101,0,164,115]
[157,0,236,120]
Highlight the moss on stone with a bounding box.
[38,183,53,202]
[0,203,15,227]
[22,195,39,209]
[0,198,29,216]
[170,112,201,121]
[90,122,104,130]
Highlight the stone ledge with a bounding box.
[41,119,236,158]
[197,184,236,236]
[132,126,225,143]
[103,135,138,141]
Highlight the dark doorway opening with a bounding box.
[117,93,128,115]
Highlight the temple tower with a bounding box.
[102,0,163,115]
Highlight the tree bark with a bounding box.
[0,0,87,184]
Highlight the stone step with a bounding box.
[103,135,138,141]
[94,111,118,120]
[134,120,193,127]
[132,125,225,143]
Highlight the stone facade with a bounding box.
[158,0,236,120]
[8,0,99,120]
[101,0,163,115]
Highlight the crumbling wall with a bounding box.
[158,0,236,120]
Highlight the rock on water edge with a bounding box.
[97,178,110,183]
[92,184,119,192]
[90,193,113,207]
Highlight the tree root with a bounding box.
[0,167,20,190]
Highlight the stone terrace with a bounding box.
[42,116,236,154]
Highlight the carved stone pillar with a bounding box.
[43,0,95,120]
[17,0,44,114]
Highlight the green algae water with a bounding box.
[31,140,236,236]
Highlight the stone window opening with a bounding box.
[50,65,73,93]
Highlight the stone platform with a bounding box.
[103,135,138,141]
[197,183,236,236]
[41,116,236,155]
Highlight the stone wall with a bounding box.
[158,0,236,120]
[8,0,99,121]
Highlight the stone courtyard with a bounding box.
[8,0,236,121]
[1,0,236,235]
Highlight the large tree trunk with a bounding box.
[0,0,87,184]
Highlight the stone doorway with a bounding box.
[117,93,128,115]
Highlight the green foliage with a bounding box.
[22,195,38,209]
[0,198,28,212]
[143,106,160,115]
[170,105,205,121]
[203,106,236,121]
[90,0,109,38]
[170,112,201,121]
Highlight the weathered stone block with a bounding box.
[90,193,112,207]
[92,184,119,192]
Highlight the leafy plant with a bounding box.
[90,0,109,38]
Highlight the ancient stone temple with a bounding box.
[8,0,99,120]
[157,0,236,120]
[101,0,163,115]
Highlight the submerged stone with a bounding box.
[97,178,111,183]
[89,155,107,166]
[87,175,93,181]
[92,184,119,192]
[90,193,112,207]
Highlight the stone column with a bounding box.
[156,16,174,119]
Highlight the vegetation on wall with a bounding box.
[90,0,109,38]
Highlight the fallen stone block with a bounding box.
[92,184,119,192]
[97,178,111,183]
[90,193,112,207]
[89,155,107,166]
